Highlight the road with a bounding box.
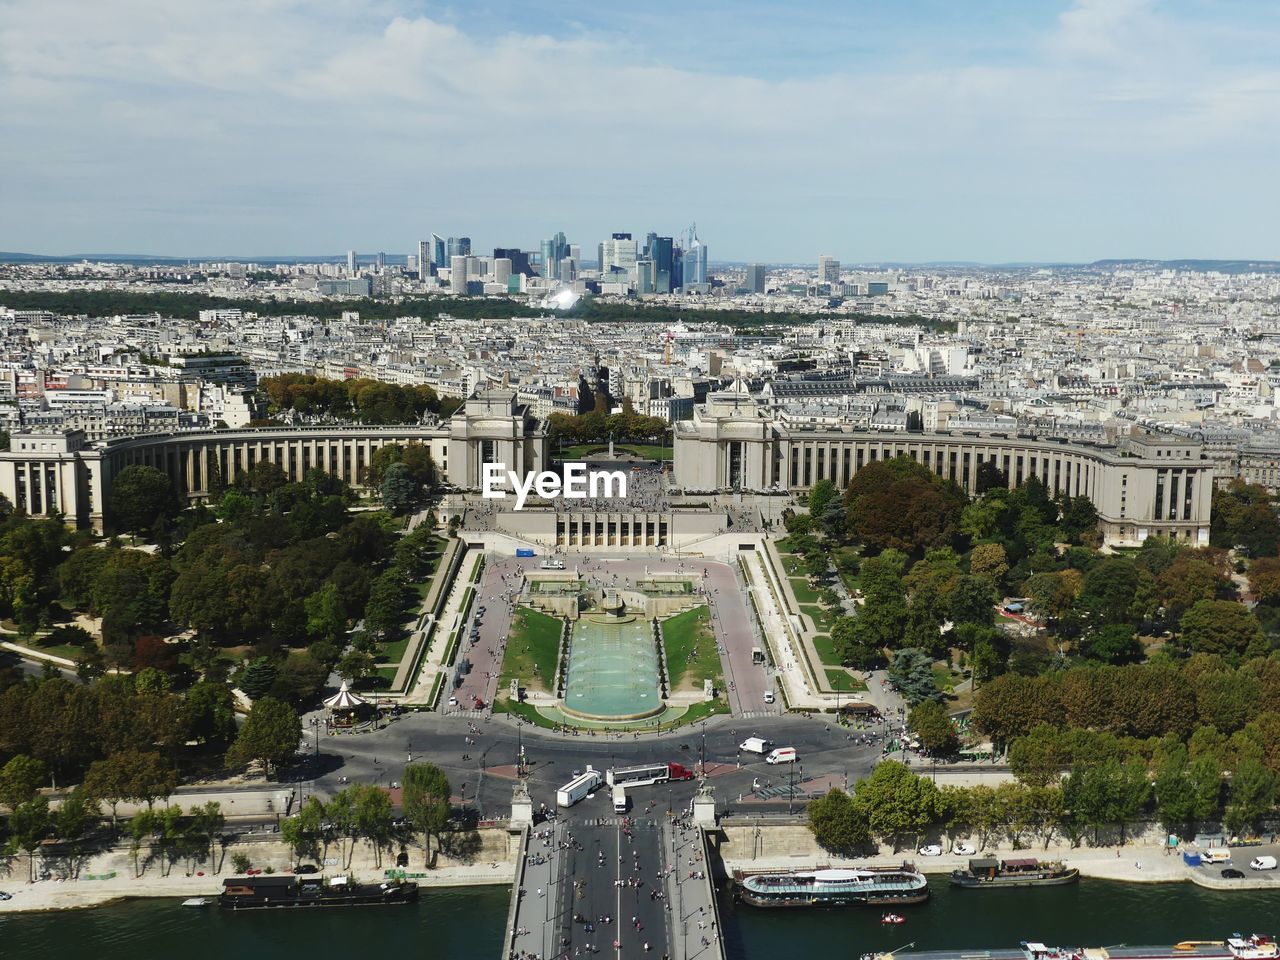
[302,710,881,819]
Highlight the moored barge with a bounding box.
[869,933,1277,960]
[949,856,1080,888]
[219,874,419,909]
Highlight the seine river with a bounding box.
[2,880,1278,958]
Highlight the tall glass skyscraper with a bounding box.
[447,236,471,259]
[541,231,568,279]
[684,228,708,287]
[650,236,674,293]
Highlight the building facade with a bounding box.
[674,388,1215,547]
[0,391,547,531]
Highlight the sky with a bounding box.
[1,0,1278,263]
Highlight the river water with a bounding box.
[1,880,1277,959]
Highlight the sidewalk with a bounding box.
[402,548,483,706]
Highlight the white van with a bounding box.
[1249,855,1277,871]
[765,747,797,765]
[1201,848,1232,864]
[612,785,628,814]
[740,737,771,754]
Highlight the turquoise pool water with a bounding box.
[562,614,662,719]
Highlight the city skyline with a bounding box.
[3,1,1279,262]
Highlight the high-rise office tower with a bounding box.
[636,259,656,294]
[541,231,568,279]
[650,236,674,293]
[747,263,767,293]
[376,251,386,270]
[417,240,431,279]
[494,258,512,285]
[447,237,471,259]
[450,255,468,292]
[684,227,707,287]
[493,247,532,276]
[601,233,639,275]
[818,255,840,283]
[347,250,357,275]
[644,232,658,258]
[431,234,446,269]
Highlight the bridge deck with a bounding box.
[505,813,724,960]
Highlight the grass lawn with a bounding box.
[494,697,560,729]
[558,443,673,461]
[28,642,84,662]
[825,669,866,692]
[812,633,841,667]
[680,697,730,725]
[789,577,822,605]
[932,665,962,694]
[800,603,837,634]
[661,605,722,691]
[499,607,563,694]
[377,632,413,665]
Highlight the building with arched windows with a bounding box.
[0,390,547,531]
[674,387,1215,548]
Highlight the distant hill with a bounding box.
[1089,258,1280,274]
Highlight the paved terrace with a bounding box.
[505,812,724,960]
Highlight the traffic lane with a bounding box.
[704,562,774,715]
[450,558,520,710]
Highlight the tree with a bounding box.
[380,462,418,515]
[83,750,177,828]
[888,648,942,704]
[337,648,377,682]
[844,458,965,553]
[0,754,48,809]
[238,657,280,700]
[184,681,238,745]
[351,782,395,867]
[1078,624,1142,665]
[970,543,1009,585]
[5,795,51,881]
[1179,600,1266,658]
[807,788,870,855]
[830,616,882,670]
[853,760,940,851]
[403,762,452,865]
[225,697,301,779]
[1063,757,1150,844]
[282,795,326,866]
[1211,481,1280,557]
[189,801,227,873]
[808,479,838,520]
[1248,557,1280,605]
[1155,746,1222,836]
[949,575,996,628]
[1224,758,1276,835]
[108,465,180,535]
[908,701,958,754]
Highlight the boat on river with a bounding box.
[868,933,1278,960]
[949,856,1080,888]
[219,875,419,910]
[734,864,929,908]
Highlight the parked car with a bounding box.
[1221,868,1245,879]
[918,845,943,857]
[0,891,12,901]
[1249,856,1277,871]
[762,691,775,704]
[953,842,977,856]
[294,864,319,874]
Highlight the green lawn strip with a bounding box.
[811,634,842,667]
[377,632,413,665]
[558,443,673,461]
[427,671,445,709]
[494,697,559,729]
[932,665,960,693]
[679,698,730,725]
[26,642,85,662]
[375,666,398,681]
[788,577,821,604]
[824,668,865,693]
[499,607,562,694]
[799,603,836,634]
[660,605,721,690]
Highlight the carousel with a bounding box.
[323,680,370,727]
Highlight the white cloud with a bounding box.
[0,0,1277,260]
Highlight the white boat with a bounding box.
[182,897,212,907]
